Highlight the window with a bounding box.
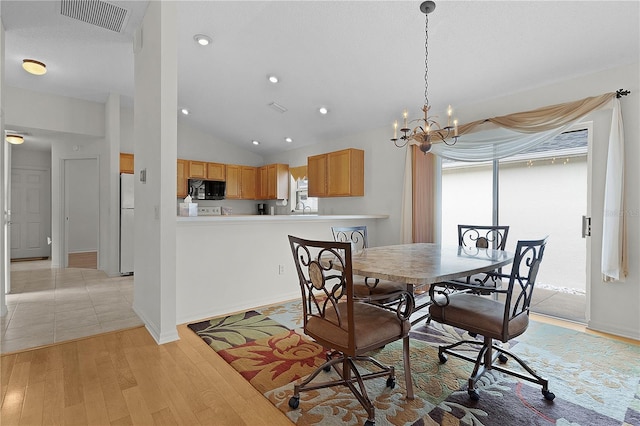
[291,177,318,213]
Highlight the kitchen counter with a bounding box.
[175,213,390,324]
[176,214,388,223]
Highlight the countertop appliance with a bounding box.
[120,173,134,275]
[257,203,266,215]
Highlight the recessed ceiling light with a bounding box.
[5,134,24,145]
[22,59,46,75]
[252,140,260,145]
[181,108,189,115]
[193,34,212,46]
[285,137,293,143]
[268,75,279,84]
[318,107,329,115]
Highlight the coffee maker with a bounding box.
[257,203,266,215]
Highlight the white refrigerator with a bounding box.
[120,173,134,274]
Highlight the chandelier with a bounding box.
[391,1,458,153]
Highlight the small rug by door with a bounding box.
[188,300,640,426]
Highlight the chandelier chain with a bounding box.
[424,13,429,108]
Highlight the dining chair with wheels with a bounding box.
[428,237,554,402]
[288,235,415,426]
[331,226,407,299]
[456,224,510,288]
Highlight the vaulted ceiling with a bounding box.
[2,1,639,155]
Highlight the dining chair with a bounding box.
[288,235,415,425]
[331,226,407,299]
[456,224,510,288]
[428,237,554,402]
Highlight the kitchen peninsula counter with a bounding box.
[176,213,390,325]
[177,214,388,222]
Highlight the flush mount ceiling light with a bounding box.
[22,59,47,75]
[193,34,212,46]
[285,137,293,143]
[180,108,189,115]
[318,107,328,115]
[6,134,24,145]
[390,1,458,153]
[252,140,260,146]
[268,75,279,84]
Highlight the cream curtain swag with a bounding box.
[404,92,627,281]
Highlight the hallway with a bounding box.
[1,260,142,354]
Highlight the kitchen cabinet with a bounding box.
[307,154,327,197]
[240,166,257,199]
[177,159,188,198]
[258,163,289,200]
[308,148,364,197]
[188,161,207,179]
[226,165,241,199]
[206,162,226,181]
[226,165,257,199]
[120,153,134,174]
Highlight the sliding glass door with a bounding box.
[440,127,589,322]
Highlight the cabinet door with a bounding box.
[177,159,188,198]
[207,162,226,181]
[274,164,290,200]
[257,166,268,199]
[240,166,257,199]
[327,149,364,196]
[120,153,134,174]
[188,161,207,178]
[307,154,327,197]
[225,165,241,199]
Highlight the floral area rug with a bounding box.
[188,300,640,425]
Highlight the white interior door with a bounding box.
[10,168,51,259]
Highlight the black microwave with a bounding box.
[188,179,226,200]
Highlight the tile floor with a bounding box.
[1,260,142,354]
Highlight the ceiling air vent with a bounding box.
[60,0,129,33]
[268,102,288,114]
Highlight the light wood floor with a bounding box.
[0,325,293,426]
[67,252,98,269]
[2,315,636,426]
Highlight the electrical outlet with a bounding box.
[278,264,285,275]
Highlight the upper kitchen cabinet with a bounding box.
[226,165,257,199]
[258,164,289,200]
[240,166,257,200]
[308,148,364,197]
[307,154,327,197]
[120,153,134,174]
[177,159,188,198]
[206,162,226,181]
[188,161,207,179]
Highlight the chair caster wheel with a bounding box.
[386,377,396,389]
[498,353,508,363]
[288,396,300,409]
[468,389,480,401]
[438,352,448,363]
[542,390,555,401]
[364,420,375,426]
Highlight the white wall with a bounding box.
[11,147,51,169]
[65,159,98,253]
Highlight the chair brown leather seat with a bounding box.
[288,235,415,425]
[428,237,555,402]
[307,301,411,350]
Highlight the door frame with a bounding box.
[60,157,100,269]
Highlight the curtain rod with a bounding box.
[616,89,630,98]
